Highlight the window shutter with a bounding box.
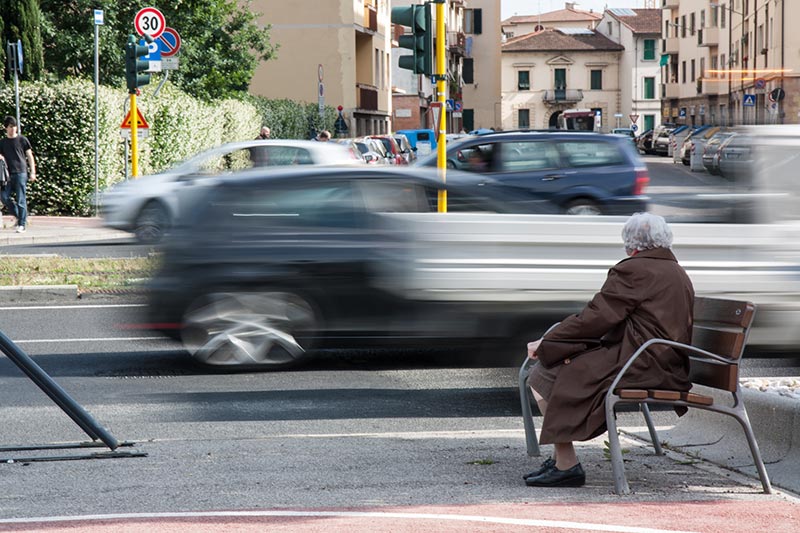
[473,9,482,35]
[462,58,474,84]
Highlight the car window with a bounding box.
[198,148,256,174]
[215,182,359,228]
[459,143,496,173]
[375,138,394,154]
[497,141,560,172]
[357,179,431,213]
[557,141,625,168]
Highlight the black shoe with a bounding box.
[525,462,585,487]
[522,457,556,480]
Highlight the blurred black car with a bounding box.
[417,131,649,215]
[146,166,556,368]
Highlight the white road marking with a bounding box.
[13,337,166,344]
[0,510,702,533]
[0,304,146,311]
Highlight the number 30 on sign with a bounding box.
[134,7,166,39]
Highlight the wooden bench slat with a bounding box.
[689,359,739,392]
[693,297,756,328]
[681,391,714,406]
[648,389,681,400]
[691,326,747,361]
[617,389,648,400]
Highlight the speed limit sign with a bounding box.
[134,7,166,39]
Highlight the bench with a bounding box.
[519,296,772,495]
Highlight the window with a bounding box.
[607,22,613,35]
[720,54,726,75]
[499,141,560,172]
[462,58,474,84]
[691,59,696,81]
[554,68,566,90]
[644,115,655,132]
[643,39,656,61]
[700,10,705,30]
[558,141,625,168]
[690,13,695,35]
[682,61,686,83]
[644,77,655,99]
[518,71,530,90]
[464,9,482,34]
[721,4,726,29]
[517,109,530,129]
[590,69,602,90]
[711,5,718,27]
[681,15,686,38]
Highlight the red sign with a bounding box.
[629,114,640,124]
[120,108,150,129]
[134,7,166,39]
[158,27,181,58]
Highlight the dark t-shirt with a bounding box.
[0,135,32,174]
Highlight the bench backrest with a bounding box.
[688,297,756,392]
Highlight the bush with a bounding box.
[0,79,338,216]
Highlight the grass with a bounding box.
[0,255,159,291]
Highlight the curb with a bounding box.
[0,231,130,247]
[628,385,800,494]
[0,285,79,302]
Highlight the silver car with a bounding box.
[99,140,358,243]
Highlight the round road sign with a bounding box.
[158,27,181,57]
[135,7,166,39]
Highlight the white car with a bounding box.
[99,140,359,242]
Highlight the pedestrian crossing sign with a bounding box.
[743,94,756,107]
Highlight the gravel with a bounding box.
[741,377,800,400]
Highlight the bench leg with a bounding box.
[641,403,663,455]
[605,396,631,495]
[730,397,772,494]
[518,360,540,457]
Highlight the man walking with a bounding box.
[0,116,36,233]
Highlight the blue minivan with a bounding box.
[418,131,649,215]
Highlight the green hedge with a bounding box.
[0,80,336,216]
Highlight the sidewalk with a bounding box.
[0,216,130,246]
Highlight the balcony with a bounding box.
[664,37,679,54]
[699,27,719,47]
[361,4,377,33]
[356,83,378,111]
[662,83,680,99]
[448,31,466,56]
[542,89,583,104]
[662,0,679,9]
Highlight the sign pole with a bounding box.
[130,93,139,177]
[435,0,447,213]
[94,10,103,215]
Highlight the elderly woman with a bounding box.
[524,212,694,487]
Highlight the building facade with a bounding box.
[597,8,663,133]
[662,0,799,126]
[501,2,602,40]
[501,28,624,131]
[249,0,392,137]
[461,0,502,131]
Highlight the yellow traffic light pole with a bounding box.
[435,1,447,213]
[130,93,139,177]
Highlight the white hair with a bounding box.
[621,212,673,254]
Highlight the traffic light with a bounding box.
[391,3,432,76]
[125,34,151,93]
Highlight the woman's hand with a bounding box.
[527,338,543,360]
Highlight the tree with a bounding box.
[39,0,276,100]
[1,0,45,81]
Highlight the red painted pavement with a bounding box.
[1,501,798,532]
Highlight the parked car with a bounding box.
[652,127,675,156]
[98,140,358,243]
[392,133,417,164]
[717,133,754,182]
[353,137,391,164]
[636,129,655,155]
[368,135,407,165]
[702,131,736,174]
[145,166,558,368]
[679,126,717,165]
[418,131,649,215]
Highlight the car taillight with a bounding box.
[633,169,649,196]
[456,150,466,162]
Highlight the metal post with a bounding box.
[94,23,100,216]
[13,55,20,133]
[0,331,119,450]
[130,93,139,177]
[435,0,447,213]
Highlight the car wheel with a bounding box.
[134,202,170,243]
[181,291,318,368]
[565,199,603,216]
[446,160,456,169]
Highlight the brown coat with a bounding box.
[536,248,694,444]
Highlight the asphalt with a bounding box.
[0,215,797,530]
